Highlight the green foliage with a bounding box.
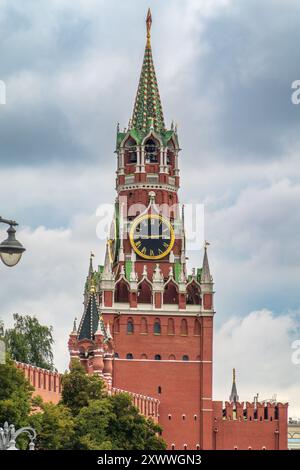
[61,360,106,415]
[0,356,166,450]
[30,402,75,450]
[0,354,33,429]
[108,393,166,450]
[4,314,54,370]
[60,361,166,450]
[74,399,113,449]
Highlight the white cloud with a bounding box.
[0,0,300,417]
[0,217,106,373]
[214,308,300,416]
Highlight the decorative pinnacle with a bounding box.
[233,368,236,384]
[146,8,152,48]
[72,317,77,334]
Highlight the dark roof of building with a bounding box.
[78,291,99,341]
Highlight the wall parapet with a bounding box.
[15,361,63,393]
[213,400,288,422]
[15,361,62,404]
[15,361,159,421]
[111,387,160,421]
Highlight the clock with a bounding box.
[129,213,175,260]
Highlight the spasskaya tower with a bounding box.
[69,9,215,450]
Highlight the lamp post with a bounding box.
[0,422,36,450]
[0,217,25,267]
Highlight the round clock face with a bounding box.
[129,214,175,260]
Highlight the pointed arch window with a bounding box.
[145,138,159,163]
[140,317,148,334]
[194,319,201,336]
[180,319,188,336]
[182,355,189,361]
[126,353,133,360]
[167,318,175,335]
[155,354,161,360]
[187,282,201,305]
[163,281,178,305]
[115,279,129,303]
[114,318,120,334]
[127,318,134,334]
[153,318,161,335]
[138,280,152,304]
[125,137,137,164]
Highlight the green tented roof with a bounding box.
[174,262,181,283]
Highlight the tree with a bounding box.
[108,393,166,450]
[0,355,33,429]
[4,314,54,370]
[29,402,75,450]
[61,360,105,415]
[74,399,113,450]
[61,361,166,450]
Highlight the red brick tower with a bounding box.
[67,10,289,451]
[69,10,214,450]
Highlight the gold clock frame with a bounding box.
[129,213,175,260]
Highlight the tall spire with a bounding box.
[201,241,212,283]
[146,8,152,48]
[88,251,94,278]
[131,10,165,134]
[229,368,239,404]
[78,290,99,341]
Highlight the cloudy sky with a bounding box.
[0,0,300,415]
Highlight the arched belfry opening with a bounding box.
[186,281,201,305]
[145,137,159,163]
[163,280,178,305]
[114,278,130,303]
[124,136,137,164]
[138,279,152,304]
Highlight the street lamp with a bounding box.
[0,422,36,450]
[0,217,26,267]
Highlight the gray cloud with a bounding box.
[0,0,300,414]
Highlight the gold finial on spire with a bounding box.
[233,368,236,384]
[90,276,96,294]
[146,8,152,48]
